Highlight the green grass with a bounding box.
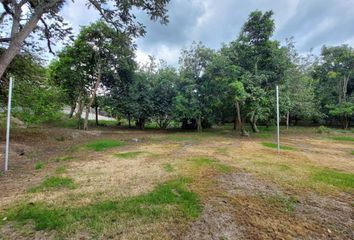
[331,136,354,142]
[55,166,67,174]
[311,169,354,189]
[53,156,74,162]
[215,163,233,173]
[29,176,75,193]
[261,142,295,151]
[34,161,44,170]
[256,133,272,139]
[86,139,126,151]
[4,178,201,233]
[351,150,354,155]
[261,194,299,213]
[163,163,174,172]
[191,157,216,167]
[114,151,141,159]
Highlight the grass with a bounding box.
[261,142,295,151]
[191,157,215,167]
[330,136,354,142]
[311,169,354,189]
[114,151,141,159]
[86,139,126,151]
[34,161,44,170]
[256,133,272,139]
[55,166,67,174]
[29,176,75,193]
[261,194,299,213]
[53,156,74,162]
[4,178,201,233]
[163,163,174,172]
[351,150,354,155]
[215,163,233,173]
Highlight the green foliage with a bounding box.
[261,142,295,151]
[317,125,331,134]
[5,178,201,232]
[86,140,126,151]
[34,162,44,170]
[312,169,354,189]
[29,177,75,192]
[114,151,141,159]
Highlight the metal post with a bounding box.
[5,77,13,172]
[276,85,280,153]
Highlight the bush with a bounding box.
[317,125,331,134]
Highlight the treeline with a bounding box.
[2,10,353,133]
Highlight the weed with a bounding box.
[34,162,43,170]
[163,163,174,172]
[331,136,354,142]
[114,151,141,159]
[261,142,295,151]
[311,169,354,189]
[29,176,75,192]
[86,139,125,151]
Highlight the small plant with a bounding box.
[86,139,126,151]
[261,142,295,151]
[163,163,174,172]
[29,176,75,192]
[114,151,141,159]
[34,161,44,170]
[317,125,331,134]
[351,150,354,155]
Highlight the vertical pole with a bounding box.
[5,77,13,172]
[276,85,280,153]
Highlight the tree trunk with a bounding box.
[286,111,290,130]
[241,116,249,136]
[95,104,99,126]
[233,111,237,130]
[83,64,102,131]
[128,115,131,128]
[250,113,259,133]
[0,11,42,79]
[235,101,242,132]
[69,104,76,118]
[197,116,202,132]
[0,1,63,79]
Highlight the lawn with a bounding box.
[0,126,353,239]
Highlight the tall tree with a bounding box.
[0,0,170,79]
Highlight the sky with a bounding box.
[58,0,354,67]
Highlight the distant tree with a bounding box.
[176,42,215,132]
[314,45,354,128]
[0,0,170,79]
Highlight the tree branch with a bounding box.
[40,17,54,54]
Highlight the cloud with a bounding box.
[57,0,354,67]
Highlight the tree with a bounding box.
[176,42,215,132]
[314,45,354,128]
[0,0,170,79]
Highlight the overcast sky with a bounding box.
[59,0,354,67]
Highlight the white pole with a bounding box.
[276,85,280,153]
[5,77,13,172]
